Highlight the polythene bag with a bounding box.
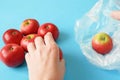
[75,0,120,70]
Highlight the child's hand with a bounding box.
[25,32,65,80]
[111,11,120,20]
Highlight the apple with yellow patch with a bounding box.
[92,32,113,55]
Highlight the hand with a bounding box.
[111,11,120,20]
[25,32,65,80]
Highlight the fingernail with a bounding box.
[110,12,117,18]
[28,42,33,45]
[110,12,114,16]
[46,32,52,36]
[47,32,52,34]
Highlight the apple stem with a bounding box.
[12,32,16,35]
[46,25,50,29]
[24,21,30,26]
[101,37,105,41]
[27,36,31,40]
[10,47,14,51]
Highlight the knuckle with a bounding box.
[47,44,58,52]
[51,44,58,50]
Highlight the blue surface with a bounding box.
[0,0,120,80]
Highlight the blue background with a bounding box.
[0,0,120,80]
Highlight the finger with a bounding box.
[25,53,31,69]
[59,59,65,74]
[49,47,60,63]
[111,11,120,20]
[35,37,45,50]
[44,32,55,46]
[27,43,36,53]
[25,53,30,63]
[60,59,65,64]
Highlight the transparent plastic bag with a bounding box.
[75,0,120,70]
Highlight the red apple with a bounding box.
[20,34,39,51]
[92,32,113,55]
[38,23,59,40]
[20,19,39,35]
[0,44,25,67]
[3,29,23,45]
[59,48,63,60]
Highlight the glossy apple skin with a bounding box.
[92,32,113,55]
[20,19,39,35]
[0,44,25,67]
[20,34,39,51]
[3,29,23,45]
[38,23,59,40]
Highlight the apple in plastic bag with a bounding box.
[92,32,113,55]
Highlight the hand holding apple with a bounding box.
[1,18,63,68]
[92,32,113,55]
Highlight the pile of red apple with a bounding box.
[0,19,63,67]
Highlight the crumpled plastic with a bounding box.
[75,0,120,70]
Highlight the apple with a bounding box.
[92,32,113,55]
[38,23,59,40]
[0,44,25,67]
[20,34,39,51]
[59,48,63,60]
[3,29,23,45]
[20,19,39,35]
